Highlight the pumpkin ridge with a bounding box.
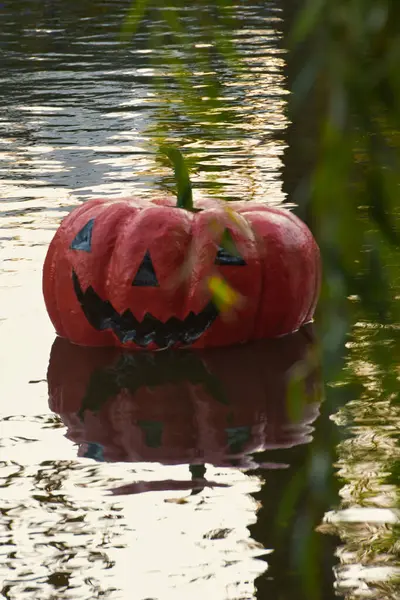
[250,217,268,341]
[250,210,318,336]
[284,216,320,328]
[43,241,65,337]
[103,203,142,312]
[178,206,196,323]
[245,210,293,338]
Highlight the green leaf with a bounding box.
[120,0,151,42]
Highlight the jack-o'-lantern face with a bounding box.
[43,197,320,349]
[69,216,247,349]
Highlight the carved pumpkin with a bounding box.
[48,326,321,469]
[43,149,320,349]
[43,195,320,349]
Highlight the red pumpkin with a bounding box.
[48,325,321,469]
[43,193,320,349]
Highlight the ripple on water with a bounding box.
[1,1,399,600]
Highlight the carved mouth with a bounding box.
[72,271,219,349]
[77,350,230,420]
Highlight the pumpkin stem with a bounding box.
[162,146,194,211]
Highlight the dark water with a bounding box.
[1,1,399,599]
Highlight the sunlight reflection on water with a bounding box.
[0,2,290,598]
[1,1,399,599]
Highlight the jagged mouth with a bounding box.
[77,350,230,420]
[72,271,219,349]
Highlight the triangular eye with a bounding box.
[70,218,95,252]
[215,229,246,266]
[132,251,159,287]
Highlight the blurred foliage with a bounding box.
[282,9,400,593]
[3,0,399,598]
[121,0,400,360]
[282,0,400,373]
[162,145,243,312]
[121,0,240,148]
[121,2,400,598]
[119,0,249,203]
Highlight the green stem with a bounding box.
[162,146,194,211]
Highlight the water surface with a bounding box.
[1,1,399,599]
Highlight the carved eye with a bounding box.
[215,229,246,266]
[70,218,95,252]
[132,251,159,287]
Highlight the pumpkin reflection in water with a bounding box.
[48,325,322,481]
